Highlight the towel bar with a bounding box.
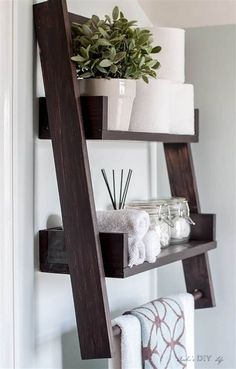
[112,289,203,336]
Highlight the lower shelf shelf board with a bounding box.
[39,213,216,278]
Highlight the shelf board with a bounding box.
[39,213,216,278]
[38,96,199,143]
[121,240,216,278]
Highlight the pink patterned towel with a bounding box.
[131,293,194,369]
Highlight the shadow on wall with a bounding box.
[61,329,108,369]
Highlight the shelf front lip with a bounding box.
[95,130,198,143]
[40,232,216,278]
[119,240,217,278]
[40,130,198,143]
[38,97,199,143]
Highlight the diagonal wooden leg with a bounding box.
[34,0,113,359]
[164,143,215,308]
[183,253,215,309]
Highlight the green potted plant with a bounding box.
[71,6,161,131]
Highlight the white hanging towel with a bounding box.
[131,293,195,369]
[111,315,142,369]
[170,83,195,135]
[129,79,171,133]
[150,27,185,83]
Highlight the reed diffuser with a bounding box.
[101,169,133,210]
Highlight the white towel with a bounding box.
[97,209,150,239]
[128,237,146,267]
[149,27,185,83]
[112,315,142,369]
[129,79,171,133]
[97,210,150,267]
[170,83,195,135]
[131,293,194,369]
[143,230,161,263]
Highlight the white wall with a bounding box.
[34,1,158,369]
[0,2,14,368]
[138,0,236,28]
[157,25,236,369]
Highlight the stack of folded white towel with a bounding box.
[97,209,161,267]
[130,27,195,135]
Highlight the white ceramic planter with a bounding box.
[78,78,136,131]
[129,79,171,133]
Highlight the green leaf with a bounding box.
[97,20,106,28]
[80,47,89,59]
[80,36,90,48]
[142,75,149,83]
[151,46,162,53]
[99,59,113,67]
[146,59,159,68]
[138,33,150,45]
[105,15,111,24]
[97,38,111,46]
[128,39,135,50]
[92,15,100,24]
[148,70,157,78]
[152,61,160,69]
[140,29,151,34]
[82,24,93,37]
[112,6,119,21]
[127,20,137,27]
[96,65,108,74]
[113,51,126,63]
[110,64,118,73]
[98,27,109,38]
[91,34,99,40]
[110,47,116,60]
[71,54,86,62]
[139,56,145,67]
[80,72,93,78]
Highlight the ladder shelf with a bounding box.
[34,0,216,360]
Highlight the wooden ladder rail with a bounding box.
[34,0,113,359]
[164,143,215,308]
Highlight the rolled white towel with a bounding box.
[128,237,146,267]
[143,230,161,263]
[97,209,150,240]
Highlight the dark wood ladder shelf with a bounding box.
[34,0,217,360]
[38,96,199,143]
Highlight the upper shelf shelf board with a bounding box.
[38,96,199,143]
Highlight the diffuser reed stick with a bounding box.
[101,169,116,209]
[101,169,133,210]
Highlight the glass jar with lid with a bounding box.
[126,200,172,248]
[164,197,195,244]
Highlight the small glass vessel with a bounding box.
[164,198,195,244]
[126,200,172,248]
